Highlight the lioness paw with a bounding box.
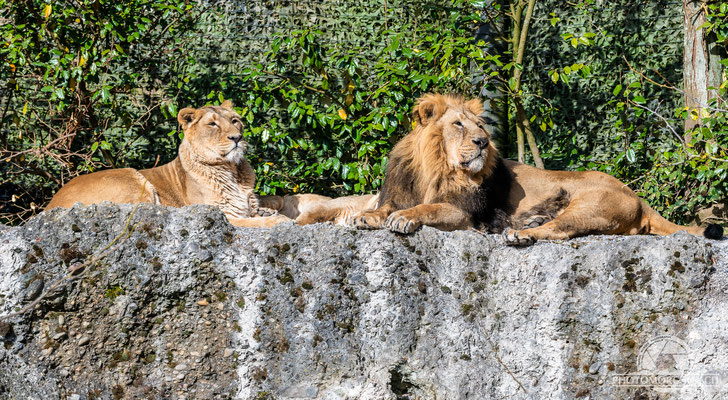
[385,211,421,234]
[503,229,536,247]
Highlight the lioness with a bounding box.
[46,101,291,228]
[302,93,723,244]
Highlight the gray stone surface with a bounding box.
[1,202,727,400]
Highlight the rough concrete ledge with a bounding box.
[1,202,727,400]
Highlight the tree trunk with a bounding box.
[683,0,723,134]
[510,0,543,168]
[515,100,544,168]
[474,0,510,155]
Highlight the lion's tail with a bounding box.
[642,202,723,239]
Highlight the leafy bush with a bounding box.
[0,0,198,222]
[239,5,491,196]
[1,0,725,227]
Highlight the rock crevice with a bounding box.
[1,203,727,399]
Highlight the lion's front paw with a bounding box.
[384,211,421,234]
[254,207,279,217]
[523,214,549,229]
[503,229,536,246]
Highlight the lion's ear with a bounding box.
[413,95,445,127]
[177,107,199,130]
[465,98,484,115]
[221,99,234,110]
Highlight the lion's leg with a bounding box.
[297,194,379,225]
[505,190,639,246]
[227,214,292,228]
[296,204,343,225]
[259,194,333,219]
[385,203,472,234]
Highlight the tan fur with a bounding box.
[390,94,497,200]
[296,194,379,225]
[45,102,290,228]
[311,93,721,241]
[302,94,498,232]
[258,193,378,226]
[501,160,717,243]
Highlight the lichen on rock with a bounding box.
[1,202,727,399]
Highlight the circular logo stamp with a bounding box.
[612,335,692,393]
[637,335,691,375]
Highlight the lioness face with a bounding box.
[439,108,492,174]
[178,102,246,164]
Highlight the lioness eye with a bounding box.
[453,120,463,127]
[208,121,218,127]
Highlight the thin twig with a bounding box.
[629,102,685,145]
[622,55,676,90]
[485,333,528,394]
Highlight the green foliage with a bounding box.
[1,0,725,227]
[597,2,728,224]
[522,0,685,169]
[239,4,490,195]
[1,0,198,222]
[513,0,727,224]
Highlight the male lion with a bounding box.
[45,101,291,228]
[304,93,723,244]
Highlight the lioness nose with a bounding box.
[473,137,489,149]
[228,135,243,144]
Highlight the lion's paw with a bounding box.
[523,214,549,229]
[384,211,421,234]
[503,229,536,246]
[254,207,279,217]
[351,214,381,230]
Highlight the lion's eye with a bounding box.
[208,121,218,127]
[232,119,242,126]
[453,121,463,128]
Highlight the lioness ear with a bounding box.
[177,107,199,130]
[412,95,445,127]
[465,98,484,115]
[221,99,234,110]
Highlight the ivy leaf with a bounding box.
[626,149,636,163]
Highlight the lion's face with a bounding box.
[438,108,492,174]
[412,94,495,176]
[177,101,246,164]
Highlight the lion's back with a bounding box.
[45,168,158,210]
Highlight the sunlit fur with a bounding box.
[381,93,498,206]
[45,101,291,228]
[174,101,258,220]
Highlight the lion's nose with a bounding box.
[228,135,243,145]
[472,137,489,149]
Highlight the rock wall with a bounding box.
[1,203,727,399]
